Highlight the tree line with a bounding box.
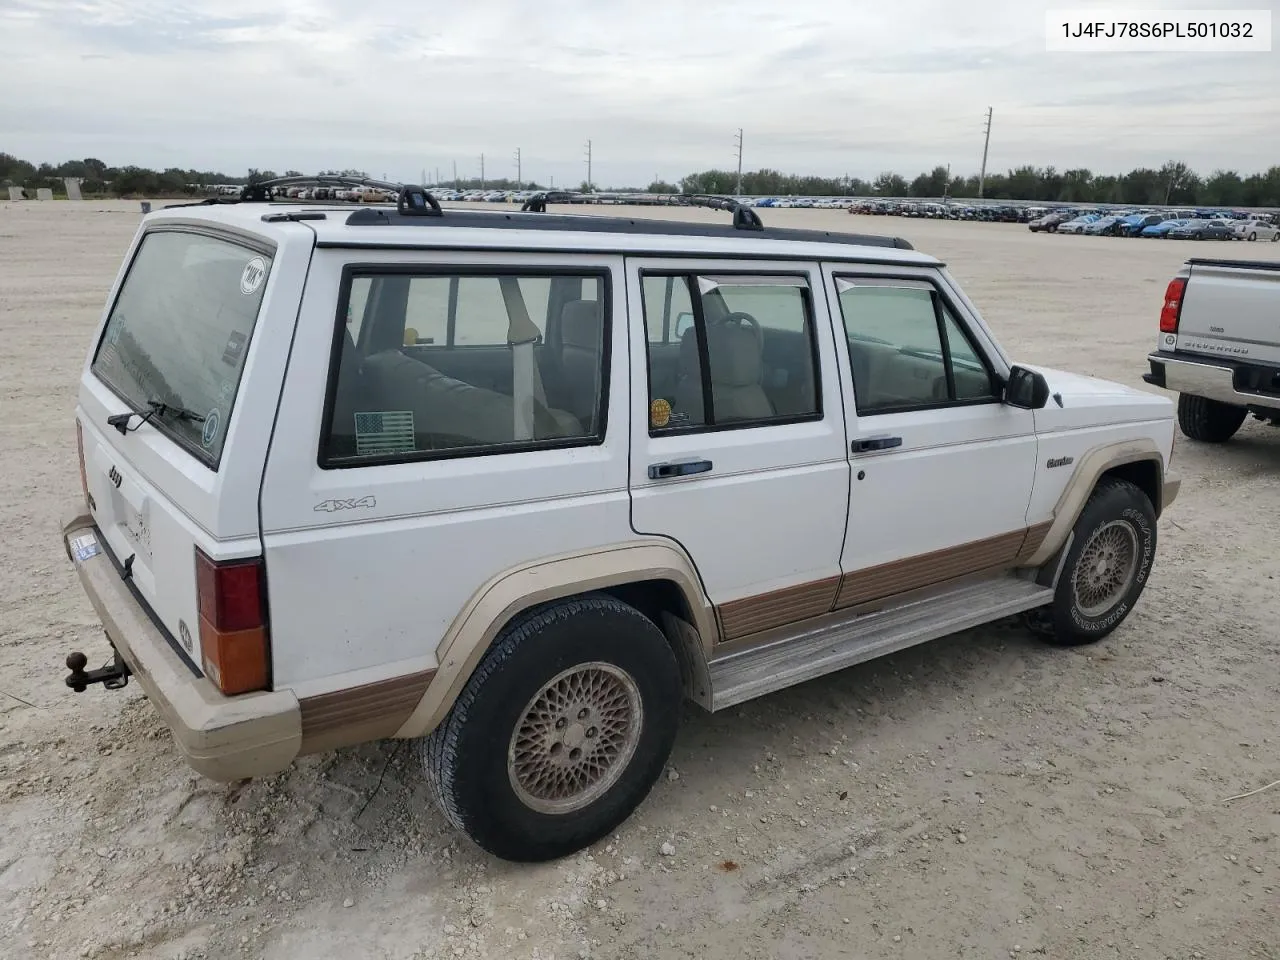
[4,152,1279,208]
[676,160,1280,208]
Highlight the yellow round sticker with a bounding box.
[650,398,671,428]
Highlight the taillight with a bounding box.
[1160,277,1187,334]
[75,418,89,506]
[195,548,270,695]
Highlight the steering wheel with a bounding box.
[711,310,764,353]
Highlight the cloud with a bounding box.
[0,0,1275,185]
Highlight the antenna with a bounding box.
[978,107,993,199]
[734,128,744,195]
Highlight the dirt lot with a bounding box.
[2,199,1278,960]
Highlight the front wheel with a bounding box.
[1042,478,1157,646]
[1177,393,1247,442]
[421,594,682,862]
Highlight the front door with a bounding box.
[625,258,850,642]
[823,265,1040,612]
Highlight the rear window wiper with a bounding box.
[107,400,206,435]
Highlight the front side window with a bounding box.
[323,269,606,465]
[836,277,999,414]
[92,229,273,467]
[640,273,821,433]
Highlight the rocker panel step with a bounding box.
[708,576,1053,711]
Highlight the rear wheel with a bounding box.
[1041,478,1156,646]
[1248,232,1257,241]
[1177,393,1247,443]
[421,594,682,862]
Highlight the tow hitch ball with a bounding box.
[65,650,132,692]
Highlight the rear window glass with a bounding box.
[91,230,273,466]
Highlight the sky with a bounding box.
[1,0,1276,187]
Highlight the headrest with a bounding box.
[705,320,762,387]
[560,300,601,349]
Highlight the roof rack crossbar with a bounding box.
[680,194,764,231]
[239,174,409,202]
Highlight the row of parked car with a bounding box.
[1030,208,1280,240]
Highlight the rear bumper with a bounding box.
[61,504,301,781]
[1144,352,1280,413]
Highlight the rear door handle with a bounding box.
[852,435,902,453]
[648,459,713,480]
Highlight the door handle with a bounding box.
[852,435,902,453]
[648,459,713,480]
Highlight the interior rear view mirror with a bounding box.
[1004,364,1051,409]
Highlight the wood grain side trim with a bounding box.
[299,670,435,755]
[833,529,1026,610]
[717,576,841,641]
[1016,521,1053,563]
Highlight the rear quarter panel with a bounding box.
[1174,261,1280,366]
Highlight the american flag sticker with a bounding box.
[354,410,415,456]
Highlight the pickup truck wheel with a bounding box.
[1177,394,1247,442]
[1044,478,1156,646]
[420,594,681,862]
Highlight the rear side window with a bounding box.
[322,269,608,466]
[92,230,273,466]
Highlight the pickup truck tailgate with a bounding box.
[1176,260,1280,366]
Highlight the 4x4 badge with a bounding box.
[314,496,376,512]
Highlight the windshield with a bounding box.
[91,229,273,467]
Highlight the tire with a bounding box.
[1042,478,1157,646]
[421,594,682,862]
[1248,232,1257,241]
[1177,393,1247,443]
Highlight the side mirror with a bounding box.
[1004,364,1051,409]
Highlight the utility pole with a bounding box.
[480,153,485,190]
[734,128,744,195]
[944,162,951,200]
[978,107,993,199]
[453,160,458,189]
[514,147,522,190]
[584,139,592,191]
[421,167,426,186]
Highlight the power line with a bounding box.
[978,107,993,199]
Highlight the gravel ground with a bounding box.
[2,199,1278,960]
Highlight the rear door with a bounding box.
[76,222,311,673]
[1174,260,1280,365]
[626,258,850,643]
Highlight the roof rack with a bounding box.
[678,194,764,231]
[237,174,404,202]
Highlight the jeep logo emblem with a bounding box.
[108,465,122,488]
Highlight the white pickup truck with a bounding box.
[1144,257,1280,442]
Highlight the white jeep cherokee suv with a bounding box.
[61,180,1180,862]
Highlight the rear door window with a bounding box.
[91,229,273,467]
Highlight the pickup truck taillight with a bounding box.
[1160,277,1187,334]
[195,548,270,695]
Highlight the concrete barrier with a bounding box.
[36,188,54,201]
[64,178,83,201]
[6,186,24,201]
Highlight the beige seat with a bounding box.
[360,349,581,448]
[673,318,773,424]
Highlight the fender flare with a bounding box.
[393,539,716,739]
[1023,438,1166,568]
